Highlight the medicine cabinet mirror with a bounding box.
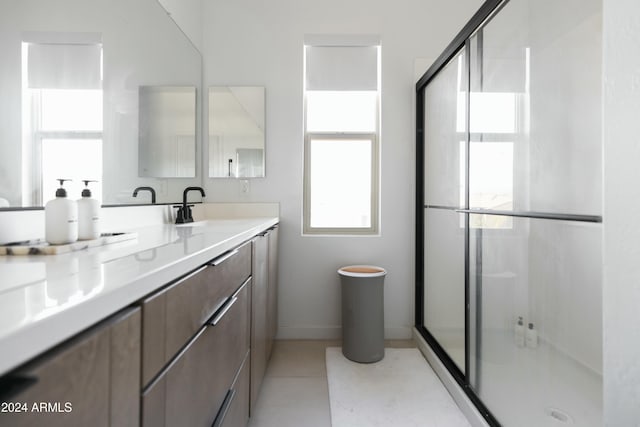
[208,86,265,178]
[0,0,202,209]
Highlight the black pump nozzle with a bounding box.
[55,179,72,197]
[81,180,98,198]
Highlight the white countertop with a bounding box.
[0,217,278,376]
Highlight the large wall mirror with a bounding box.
[209,86,265,178]
[0,0,202,209]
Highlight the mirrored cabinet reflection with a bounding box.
[208,86,265,178]
[138,86,197,178]
[0,0,202,208]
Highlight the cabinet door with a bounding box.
[109,307,142,426]
[250,234,268,412]
[266,225,279,359]
[0,307,140,427]
[142,279,250,427]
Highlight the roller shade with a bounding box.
[305,45,378,91]
[27,43,102,89]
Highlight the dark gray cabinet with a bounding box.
[142,279,250,427]
[250,225,279,413]
[141,238,256,427]
[214,352,250,427]
[250,233,268,411]
[141,241,251,387]
[0,225,277,427]
[267,225,279,359]
[0,307,141,427]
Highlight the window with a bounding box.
[303,39,380,234]
[22,35,103,205]
[451,50,521,230]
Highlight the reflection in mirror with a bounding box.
[209,87,265,178]
[21,33,103,207]
[0,0,202,208]
[139,86,196,178]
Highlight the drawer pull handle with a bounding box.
[232,277,250,299]
[210,296,238,326]
[212,388,236,427]
[210,249,239,266]
[0,375,38,402]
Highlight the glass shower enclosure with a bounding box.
[415,0,602,426]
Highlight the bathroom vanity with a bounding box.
[0,213,279,427]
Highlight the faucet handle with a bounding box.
[172,205,187,224]
[172,205,195,224]
[184,205,194,222]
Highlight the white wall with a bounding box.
[156,0,204,51]
[602,0,640,424]
[201,0,482,339]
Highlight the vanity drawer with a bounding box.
[142,241,251,386]
[142,278,250,427]
[213,351,250,427]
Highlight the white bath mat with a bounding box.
[326,347,470,427]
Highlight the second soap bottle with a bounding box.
[77,180,101,240]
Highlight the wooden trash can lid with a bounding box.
[338,265,386,278]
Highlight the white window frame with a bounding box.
[302,42,381,236]
[303,132,379,235]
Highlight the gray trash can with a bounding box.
[339,265,386,363]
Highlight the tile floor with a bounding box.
[248,339,417,427]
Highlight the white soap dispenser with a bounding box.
[77,180,101,240]
[45,179,78,245]
[515,316,525,348]
[526,322,538,348]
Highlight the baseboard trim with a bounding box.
[413,327,489,427]
[277,325,412,340]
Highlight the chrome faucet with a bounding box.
[132,186,156,204]
[175,187,206,224]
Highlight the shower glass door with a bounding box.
[422,48,467,375]
[418,0,602,425]
[467,0,602,425]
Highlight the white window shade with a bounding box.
[28,43,102,89]
[305,46,378,91]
